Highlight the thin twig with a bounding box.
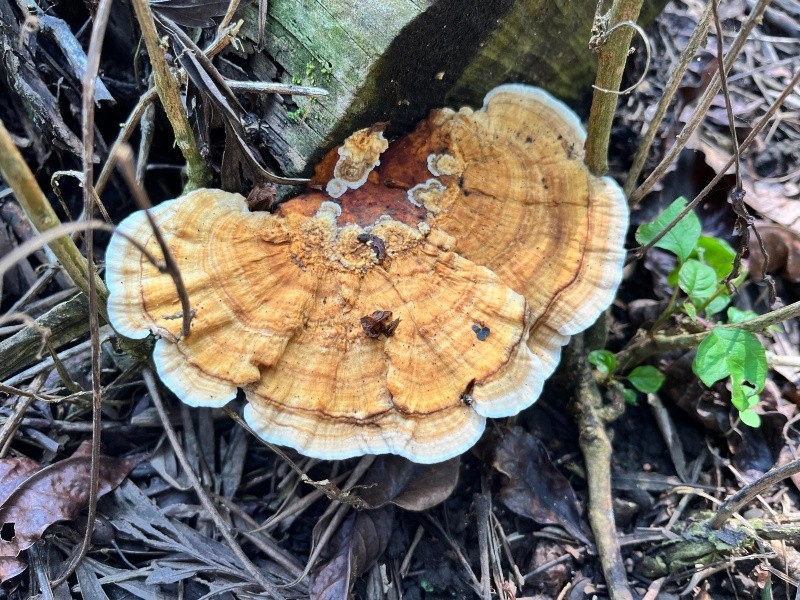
[130,0,211,189]
[51,0,114,585]
[295,455,375,584]
[631,66,800,259]
[222,407,367,506]
[624,0,714,195]
[476,492,492,600]
[95,87,158,197]
[627,0,772,206]
[114,144,193,338]
[711,0,743,192]
[0,375,44,457]
[142,368,281,597]
[708,458,800,529]
[616,299,800,370]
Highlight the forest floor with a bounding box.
[1,0,799,599]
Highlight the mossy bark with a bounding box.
[240,0,666,176]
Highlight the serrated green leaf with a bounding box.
[635,197,702,262]
[588,350,616,375]
[695,236,736,280]
[739,408,761,428]
[727,307,758,323]
[693,328,767,394]
[678,259,718,303]
[627,366,666,393]
[705,294,730,316]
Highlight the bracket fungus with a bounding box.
[106,84,628,464]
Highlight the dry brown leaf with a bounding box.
[308,506,394,600]
[355,455,460,511]
[748,222,800,282]
[0,442,143,582]
[493,427,590,545]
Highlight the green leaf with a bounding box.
[695,236,736,280]
[678,259,718,303]
[693,328,767,394]
[635,197,702,262]
[739,408,761,428]
[588,350,616,375]
[627,366,666,393]
[683,301,698,321]
[730,380,757,411]
[727,307,758,323]
[705,294,730,316]
[622,387,638,405]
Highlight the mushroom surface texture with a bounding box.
[106,84,628,464]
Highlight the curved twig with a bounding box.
[591,21,652,96]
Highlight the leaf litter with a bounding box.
[1,0,800,597]
[0,441,142,582]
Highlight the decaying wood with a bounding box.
[242,0,667,175]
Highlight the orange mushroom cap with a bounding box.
[106,84,628,463]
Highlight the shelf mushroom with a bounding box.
[106,84,628,463]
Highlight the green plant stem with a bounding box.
[616,300,800,370]
[130,0,210,190]
[584,0,645,176]
[0,119,109,317]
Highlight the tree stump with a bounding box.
[239,0,665,175]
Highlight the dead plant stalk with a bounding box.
[51,0,114,586]
[577,0,645,597]
[143,369,281,597]
[130,0,211,189]
[632,65,800,260]
[627,0,772,206]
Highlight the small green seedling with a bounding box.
[693,328,766,427]
[588,349,665,404]
[634,196,767,427]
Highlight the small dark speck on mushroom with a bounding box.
[361,310,400,338]
[472,324,490,341]
[460,379,475,405]
[525,136,533,143]
[357,233,387,261]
